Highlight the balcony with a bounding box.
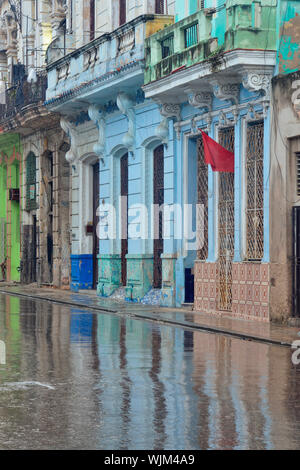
[45,14,174,112]
[0,73,47,121]
[144,3,277,85]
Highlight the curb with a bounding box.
[0,289,293,348]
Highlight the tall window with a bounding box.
[155,0,164,14]
[246,121,264,260]
[119,0,126,26]
[153,145,164,288]
[26,152,37,211]
[90,0,95,40]
[197,134,208,260]
[218,127,235,311]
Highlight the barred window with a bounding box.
[246,121,264,260]
[26,152,37,211]
[197,135,208,260]
[161,35,174,58]
[155,0,164,14]
[218,127,235,311]
[184,23,198,48]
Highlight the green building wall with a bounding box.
[0,133,22,282]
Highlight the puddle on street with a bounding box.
[0,293,300,450]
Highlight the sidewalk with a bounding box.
[0,283,299,347]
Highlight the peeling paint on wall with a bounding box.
[279,12,300,74]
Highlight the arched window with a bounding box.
[26,152,37,211]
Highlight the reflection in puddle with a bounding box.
[0,293,299,450]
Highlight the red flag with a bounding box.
[200,129,234,172]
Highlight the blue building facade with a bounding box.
[45,0,300,322]
[45,13,177,302]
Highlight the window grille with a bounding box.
[197,135,208,260]
[218,127,235,311]
[155,0,164,14]
[161,35,174,59]
[184,23,198,48]
[26,152,37,211]
[246,121,264,260]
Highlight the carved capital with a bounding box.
[242,72,272,99]
[213,82,239,105]
[117,92,135,153]
[88,104,106,161]
[60,117,78,163]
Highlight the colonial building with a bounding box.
[0,0,71,287]
[45,1,175,299]
[143,0,300,321]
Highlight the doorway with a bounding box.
[93,162,100,289]
[153,145,164,288]
[218,127,235,311]
[121,153,128,286]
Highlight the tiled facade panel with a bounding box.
[194,261,270,322]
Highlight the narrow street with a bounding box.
[0,293,299,450]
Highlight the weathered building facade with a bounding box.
[143,0,300,321]
[0,0,71,287]
[45,1,175,299]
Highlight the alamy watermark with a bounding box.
[96,199,205,251]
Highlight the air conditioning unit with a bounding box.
[9,188,20,202]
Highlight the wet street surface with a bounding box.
[0,293,300,450]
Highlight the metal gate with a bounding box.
[246,121,264,260]
[218,127,235,311]
[121,153,128,286]
[197,134,208,260]
[153,145,164,288]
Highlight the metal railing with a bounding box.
[0,73,47,120]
